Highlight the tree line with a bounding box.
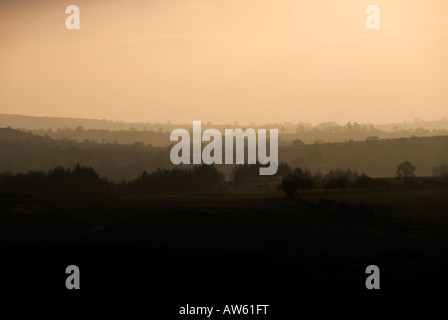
[278,161,448,199]
[1,161,447,195]
[0,164,225,193]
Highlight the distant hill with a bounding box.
[0,127,168,181]
[280,135,448,177]
[0,127,447,179]
[2,114,448,132]
[0,114,159,131]
[375,119,448,132]
[2,114,448,147]
[0,127,49,143]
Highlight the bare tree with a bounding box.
[396,161,416,179]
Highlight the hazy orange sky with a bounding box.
[1,0,447,125]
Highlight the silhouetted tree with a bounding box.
[279,174,299,199]
[293,168,315,193]
[396,161,416,179]
[276,162,292,178]
[322,168,358,192]
[129,165,224,193]
[232,164,260,189]
[336,176,349,192]
[292,139,305,146]
[355,174,372,191]
[0,164,224,194]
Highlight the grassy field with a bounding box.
[3,188,448,249]
[2,187,446,259]
[303,189,448,228]
[1,187,448,299]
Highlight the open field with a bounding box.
[305,189,448,221]
[1,185,448,318]
[3,188,448,253]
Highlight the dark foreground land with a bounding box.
[1,188,448,315]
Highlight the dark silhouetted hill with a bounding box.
[1,127,447,180]
[0,127,49,143]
